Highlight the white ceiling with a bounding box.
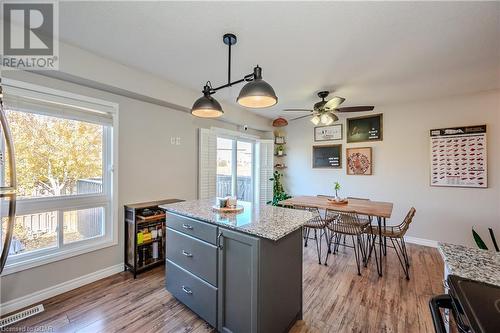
[58,1,500,119]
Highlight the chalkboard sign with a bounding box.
[347,114,383,143]
[312,145,342,168]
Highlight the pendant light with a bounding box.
[237,66,277,108]
[191,34,278,118]
[191,84,224,118]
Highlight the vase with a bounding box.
[334,190,340,202]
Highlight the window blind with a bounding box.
[3,81,115,125]
[257,139,274,205]
[198,128,217,199]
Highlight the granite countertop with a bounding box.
[438,242,500,287]
[160,198,315,241]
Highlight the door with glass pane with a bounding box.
[216,138,234,198]
[216,137,254,201]
[236,141,253,201]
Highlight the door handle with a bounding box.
[182,224,193,230]
[217,231,223,250]
[181,250,193,257]
[182,286,193,294]
[429,294,452,333]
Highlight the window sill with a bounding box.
[1,238,118,276]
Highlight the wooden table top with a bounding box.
[280,196,394,218]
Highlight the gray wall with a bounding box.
[0,70,270,303]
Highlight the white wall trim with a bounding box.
[404,236,438,248]
[0,263,123,316]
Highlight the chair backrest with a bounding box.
[293,205,320,215]
[347,196,370,201]
[400,207,416,233]
[327,211,364,234]
[338,211,360,224]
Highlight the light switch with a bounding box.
[170,137,175,145]
[176,137,181,145]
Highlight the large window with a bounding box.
[216,137,254,201]
[1,80,117,274]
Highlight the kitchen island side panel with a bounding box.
[259,228,303,333]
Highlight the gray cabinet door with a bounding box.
[217,228,259,333]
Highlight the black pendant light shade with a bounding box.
[237,66,278,108]
[191,85,224,118]
[192,34,278,118]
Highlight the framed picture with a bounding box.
[314,124,343,141]
[346,114,383,143]
[274,136,286,144]
[346,147,372,175]
[430,125,487,188]
[312,144,342,169]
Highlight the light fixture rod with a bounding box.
[228,40,231,85]
[202,33,256,95]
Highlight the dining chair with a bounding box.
[365,207,416,279]
[346,197,373,254]
[324,211,367,275]
[294,205,328,265]
[324,198,372,254]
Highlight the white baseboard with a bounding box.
[404,236,438,248]
[0,263,124,316]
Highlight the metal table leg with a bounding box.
[377,216,383,276]
[383,217,387,256]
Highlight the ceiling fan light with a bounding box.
[191,94,224,118]
[311,115,321,126]
[237,66,278,108]
[320,113,332,125]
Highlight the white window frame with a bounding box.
[1,79,119,276]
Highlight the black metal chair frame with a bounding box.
[365,208,416,280]
[324,211,368,275]
[294,205,328,265]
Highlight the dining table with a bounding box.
[279,195,394,277]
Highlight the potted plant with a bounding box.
[276,145,284,156]
[267,171,291,206]
[334,181,341,201]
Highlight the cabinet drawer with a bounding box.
[167,228,217,286]
[166,260,217,327]
[166,213,217,244]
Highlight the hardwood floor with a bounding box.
[6,241,443,332]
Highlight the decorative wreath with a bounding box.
[348,152,370,174]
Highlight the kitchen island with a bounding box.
[435,243,500,332]
[160,199,314,333]
[439,242,500,287]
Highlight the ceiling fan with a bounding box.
[283,91,375,125]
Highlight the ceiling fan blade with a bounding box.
[335,106,375,113]
[283,109,314,112]
[324,96,346,110]
[290,114,312,121]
